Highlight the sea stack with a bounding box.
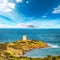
[22,35,27,41]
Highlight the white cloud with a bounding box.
[8,3,15,9]
[52,5,60,14]
[0,20,60,28]
[5,8,12,12]
[26,20,60,28]
[0,0,7,11]
[0,24,13,28]
[0,0,15,12]
[0,23,36,28]
[16,0,23,3]
[16,23,36,28]
[26,1,29,4]
[16,0,29,4]
[38,21,60,28]
[42,15,47,18]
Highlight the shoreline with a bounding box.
[0,39,49,57]
[23,47,60,58]
[0,39,60,60]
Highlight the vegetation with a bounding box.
[0,38,49,60]
[0,35,59,60]
[0,39,48,57]
[0,55,60,60]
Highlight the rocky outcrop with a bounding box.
[0,39,49,57]
[6,40,48,57]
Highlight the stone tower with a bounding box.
[22,35,27,41]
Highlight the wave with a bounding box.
[47,43,60,48]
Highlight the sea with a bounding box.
[0,29,60,58]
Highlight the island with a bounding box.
[0,35,49,59]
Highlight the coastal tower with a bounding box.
[22,35,27,41]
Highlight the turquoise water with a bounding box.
[0,29,60,57]
[24,48,60,58]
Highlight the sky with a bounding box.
[0,0,60,28]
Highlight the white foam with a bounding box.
[48,43,60,48]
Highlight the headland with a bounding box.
[0,35,49,58]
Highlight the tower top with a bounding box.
[22,35,27,41]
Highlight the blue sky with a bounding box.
[0,0,60,28]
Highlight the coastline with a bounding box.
[0,39,60,60]
[0,38,49,57]
[0,35,60,59]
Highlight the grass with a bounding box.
[0,55,60,60]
